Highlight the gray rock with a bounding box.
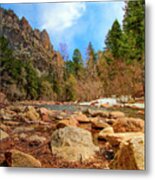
[51,126,99,162]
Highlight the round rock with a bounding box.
[51,126,99,162]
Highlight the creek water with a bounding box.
[36,104,106,112]
[35,103,144,120]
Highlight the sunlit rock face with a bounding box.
[0,7,64,72]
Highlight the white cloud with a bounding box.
[40,2,86,32]
[37,2,125,58]
[38,2,86,57]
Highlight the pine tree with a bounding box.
[72,48,83,77]
[105,19,122,58]
[65,60,75,76]
[123,0,145,61]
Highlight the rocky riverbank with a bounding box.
[0,103,145,169]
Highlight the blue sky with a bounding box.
[1,1,125,60]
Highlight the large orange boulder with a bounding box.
[109,135,144,170]
[113,117,144,132]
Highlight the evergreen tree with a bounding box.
[86,42,97,77]
[24,61,40,100]
[105,19,122,58]
[72,48,83,77]
[123,0,145,61]
[65,60,75,76]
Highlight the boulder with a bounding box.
[90,110,110,118]
[39,107,50,121]
[109,111,125,119]
[99,132,143,147]
[51,126,99,162]
[0,129,9,141]
[98,127,114,139]
[56,119,78,129]
[109,135,144,170]
[6,149,41,167]
[91,118,110,129]
[72,113,90,123]
[113,117,144,132]
[24,106,40,122]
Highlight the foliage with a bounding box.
[105,19,122,58]
[0,0,145,101]
[87,42,97,63]
[0,36,40,100]
[65,74,77,101]
[39,80,56,100]
[65,60,75,76]
[105,0,144,62]
[123,0,145,59]
[24,61,40,100]
[72,48,84,78]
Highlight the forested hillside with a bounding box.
[0,0,145,102]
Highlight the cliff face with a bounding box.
[0,7,63,72]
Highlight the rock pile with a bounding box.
[0,104,145,169]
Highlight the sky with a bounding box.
[1,1,125,60]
